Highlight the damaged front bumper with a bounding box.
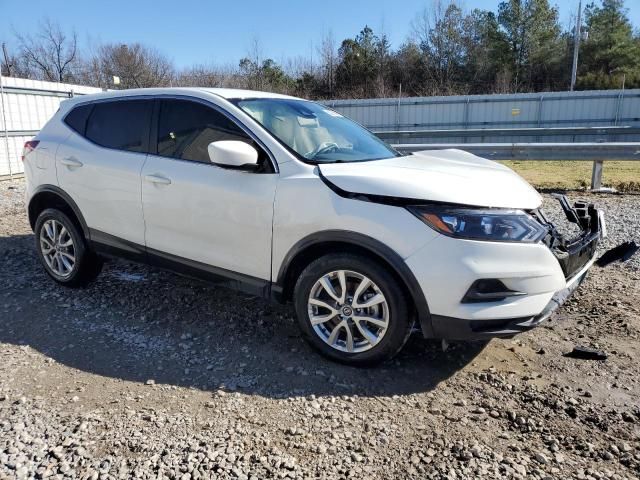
[428,195,605,340]
[538,194,604,279]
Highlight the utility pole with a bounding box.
[570,0,582,91]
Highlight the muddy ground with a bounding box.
[1,179,639,479]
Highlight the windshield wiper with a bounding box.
[311,159,348,164]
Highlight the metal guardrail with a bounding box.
[376,126,640,140]
[373,124,640,190]
[391,142,640,159]
[389,142,640,190]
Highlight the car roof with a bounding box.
[61,87,301,108]
[202,88,298,100]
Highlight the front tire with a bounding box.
[34,208,103,287]
[294,253,412,366]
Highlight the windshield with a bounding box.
[232,98,400,163]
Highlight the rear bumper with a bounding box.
[429,252,595,340]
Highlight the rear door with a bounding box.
[141,98,278,281]
[56,99,153,246]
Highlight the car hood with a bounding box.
[318,149,542,209]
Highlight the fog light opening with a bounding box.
[461,279,526,304]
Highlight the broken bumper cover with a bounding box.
[429,253,595,340]
[427,195,604,341]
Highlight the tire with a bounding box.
[293,253,412,366]
[34,208,103,287]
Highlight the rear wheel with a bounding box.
[34,208,103,287]
[294,253,412,366]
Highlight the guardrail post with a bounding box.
[537,95,543,127]
[395,86,401,144]
[463,98,470,143]
[590,160,604,190]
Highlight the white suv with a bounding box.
[23,88,604,365]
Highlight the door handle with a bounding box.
[144,174,172,185]
[61,157,83,168]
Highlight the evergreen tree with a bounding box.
[526,0,566,90]
[578,0,640,88]
[461,9,511,93]
[335,26,385,97]
[498,0,566,91]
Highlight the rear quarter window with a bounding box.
[63,104,94,135]
[85,100,152,153]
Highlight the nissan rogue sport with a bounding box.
[23,88,605,365]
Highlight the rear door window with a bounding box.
[157,99,250,163]
[85,100,152,153]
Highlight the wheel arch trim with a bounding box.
[275,230,434,337]
[28,185,90,240]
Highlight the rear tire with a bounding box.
[34,208,103,287]
[294,253,412,366]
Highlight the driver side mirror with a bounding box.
[207,140,259,170]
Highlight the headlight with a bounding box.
[407,205,548,243]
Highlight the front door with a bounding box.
[141,98,278,281]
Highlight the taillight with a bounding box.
[22,140,40,162]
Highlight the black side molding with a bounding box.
[90,229,147,263]
[147,246,271,299]
[90,229,272,299]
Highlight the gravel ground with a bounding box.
[1,178,639,480]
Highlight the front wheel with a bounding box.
[293,253,412,366]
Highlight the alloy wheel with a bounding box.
[40,219,76,278]
[307,270,389,353]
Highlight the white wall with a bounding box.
[0,76,102,177]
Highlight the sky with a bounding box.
[1,0,639,70]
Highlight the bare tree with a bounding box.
[318,30,337,96]
[412,0,469,95]
[1,42,32,77]
[281,56,304,78]
[15,19,78,82]
[1,43,13,76]
[239,36,264,90]
[81,43,175,89]
[176,63,242,88]
[373,21,392,98]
